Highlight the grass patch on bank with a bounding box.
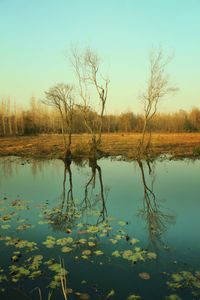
[0,133,200,159]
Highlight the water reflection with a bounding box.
[0,156,175,249]
[31,159,44,177]
[137,159,175,251]
[0,157,17,178]
[82,156,108,224]
[47,157,108,231]
[47,160,76,231]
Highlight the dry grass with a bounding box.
[0,133,200,159]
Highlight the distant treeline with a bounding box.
[0,97,200,136]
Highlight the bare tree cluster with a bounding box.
[0,47,187,159]
[71,47,109,152]
[41,47,109,159]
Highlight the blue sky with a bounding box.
[0,0,200,113]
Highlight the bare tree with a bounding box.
[138,49,178,156]
[71,47,109,153]
[7,98,13,135]
[44,83,74,160]
[84,48,109,144]
[1,99,6,136]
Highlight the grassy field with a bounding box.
[0,133,200,160]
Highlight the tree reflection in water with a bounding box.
[48,157,108,231]
[48,159,76,231]
[137,159,175,251]
[82,156,108,225]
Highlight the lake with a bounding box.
[0,156,200,300]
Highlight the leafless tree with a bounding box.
[1,98,6,136]
[71,47,109,153]
[7,98,12,135]
[138,49,178,156]
[44,83,74,160]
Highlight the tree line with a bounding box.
[0,97,200,137]
[1,47,199,160]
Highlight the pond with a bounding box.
[0,156,200,300]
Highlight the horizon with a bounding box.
[0,0,200,114]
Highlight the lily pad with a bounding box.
[139,272,151,280]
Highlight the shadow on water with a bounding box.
[137,159,175,252]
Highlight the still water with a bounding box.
[0,157,200,300]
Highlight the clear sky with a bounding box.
[0,0,200,114]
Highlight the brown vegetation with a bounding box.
[1,48,200,161]
[0,133,200,159]
[1,98,200,137]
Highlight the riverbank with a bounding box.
[0,133,200,160]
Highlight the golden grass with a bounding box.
[0,133,200,159]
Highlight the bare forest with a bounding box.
[0,97,200,137]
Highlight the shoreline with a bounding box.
[0,133,200,160]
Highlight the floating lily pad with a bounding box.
[106,289,115,298]
[82,249,92,256]
[88,241,95,247]
[165,295,182,300]
[139,272,151,280]
[112,250,121,257]
[94,250,104,256]
[61,246,73,253]
[127,295,141,300]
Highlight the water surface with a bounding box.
[0,157,200,300]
